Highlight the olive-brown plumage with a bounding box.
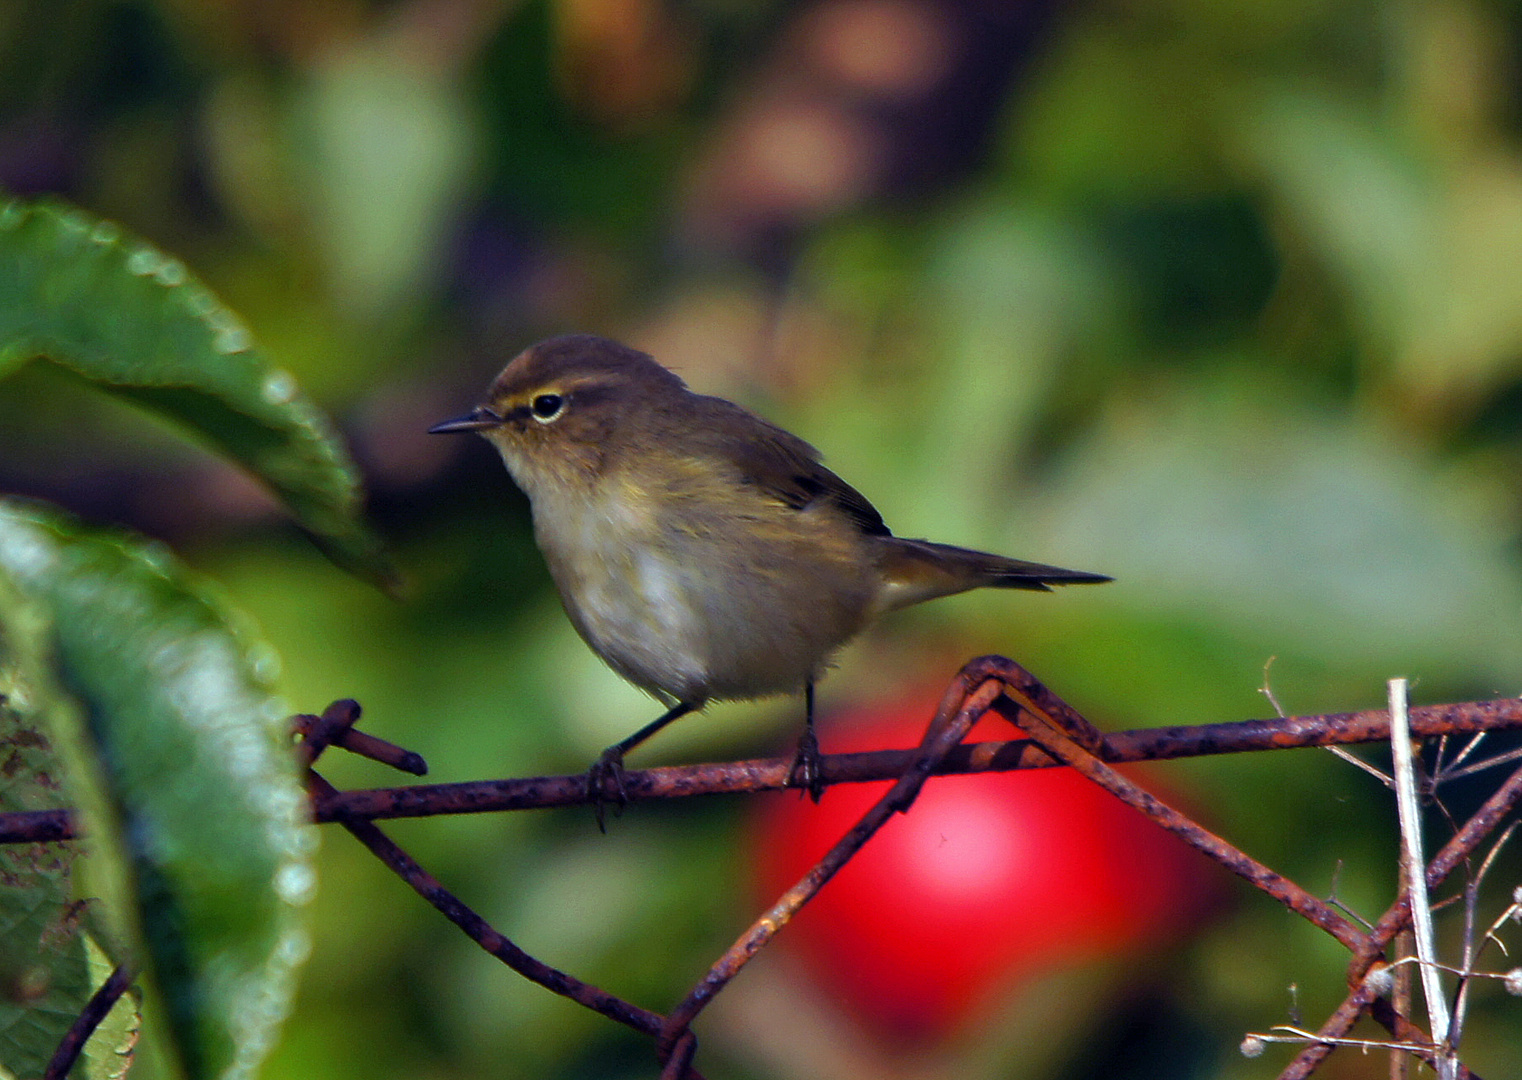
[431,334,1108,810]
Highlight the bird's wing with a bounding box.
[687,395,890,537]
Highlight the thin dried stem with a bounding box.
[1389,679,1453,1071]
[1452,822,1520,1047]
[1440,732,1487,776]
[1280,760,1522,1077]
[1438,744,1522,784]
[1325,744,1393,786]
[1254,1024,1432,1054]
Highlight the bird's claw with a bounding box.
[586,748,629,831]
[789,728,826,803]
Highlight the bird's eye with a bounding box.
[530,393,565,422]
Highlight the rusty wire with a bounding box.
[5,694,1519,845]
[655,674,1004,1064]
[299,701,671,1043]
[971,659,1367,950]
[22,661,1522,1078]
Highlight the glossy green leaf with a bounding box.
[0,548,141,1080]
[0,499,316,1080]
[0,197,392,587]
[76,934,140,1080]
[0,571,92,1080]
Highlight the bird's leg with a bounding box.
[788,681,826,802]
[587,700,696,829]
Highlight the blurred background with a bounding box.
[4,0,1522,1077]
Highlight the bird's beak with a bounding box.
[428,406,504,434]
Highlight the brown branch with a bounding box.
[3,697,1516,844]
[293,717,710,1076]
[921,658,1517,1078]
[964,659,1368,951]
[293,699,427,774]
[655,674,1002,1068]
[658,1030,699,1080]
[0,807,71,844]
[15,668,1522,1080]
[44,962,134,1080]
[302,696,1522,824]
[307,771,674,1044]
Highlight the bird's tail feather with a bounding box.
[876,538,1110,612]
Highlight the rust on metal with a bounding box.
[4,694,1520,844]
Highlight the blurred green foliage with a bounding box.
[4,0,1522,1077]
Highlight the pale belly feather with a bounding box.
[528,475,878,704]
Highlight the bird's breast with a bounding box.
[526,472,880,704]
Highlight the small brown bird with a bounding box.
[431,335,1108,812]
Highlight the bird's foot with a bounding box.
[788,728,826,803]
[586,747,629,831]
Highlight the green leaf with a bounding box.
[0,197,392,588]
[0,499,316,1080]
[76,934,140,1080]
[0,560,96,1080]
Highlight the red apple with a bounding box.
[749,694,1216,1040]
